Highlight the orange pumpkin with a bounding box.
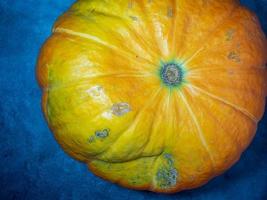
[37,0,267,193]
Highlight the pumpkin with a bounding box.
[37,0,267,193]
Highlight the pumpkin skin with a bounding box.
[36,0,267,193]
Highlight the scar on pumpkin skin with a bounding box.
[95,128,110,138]
[88,135,95,143]
[167,7,174,18]
[88,128,110,143]
[130,174,143,185]
[128,1,133,9]
[112,103,131,116]
[228,51,240,62]
[156,153,178,189]
[226,29,235,41]
[129,16,138,21]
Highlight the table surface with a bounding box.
[0,0,266,199]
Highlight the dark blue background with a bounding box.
[0,0,266,199]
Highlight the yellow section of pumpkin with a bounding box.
[37,0,267,193]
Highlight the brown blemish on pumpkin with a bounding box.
[226,29,235,41]
[88,135,95,143]
[228,51,240,62]
[128,0,133,9]
[130,174,143,185]
[167,7,173,18]
[129,16,138,21]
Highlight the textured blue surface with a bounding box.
[0,0,267,199]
